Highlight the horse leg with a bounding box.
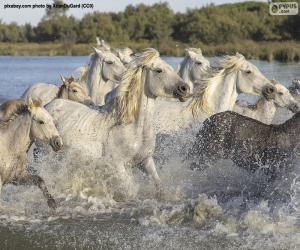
[141,157,162,191]
[13,174,56,210]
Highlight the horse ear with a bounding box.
[96,37,101,46]
[93,47,105,57]
[186,48,201,59]
[101,40,110,50]
[60,74,67,84]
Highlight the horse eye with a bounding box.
[155,68,162,73]
[39,120,45,125]
[278,92,284,96]
[246,70,252,74]
[72,89,78,93]
[106,61,114,65]
[195,61,202,65]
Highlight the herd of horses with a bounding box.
[1,38,300,209]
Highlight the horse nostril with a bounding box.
[268,87,275,93]
[178,84,189,94]
[51,136,63,151]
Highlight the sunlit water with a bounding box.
[0,56,300,249]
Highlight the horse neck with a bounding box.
[5,114,32,153]
[208,71,238,114]
[87,55,105,104]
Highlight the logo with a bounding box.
[269,2,298,15]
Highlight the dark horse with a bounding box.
[188,111,300,179]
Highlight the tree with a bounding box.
[45,0,68,20]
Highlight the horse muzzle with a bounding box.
[174,82,191,102]
[262,85,276,100]
[50,136,63,152]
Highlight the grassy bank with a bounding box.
[0,40,299,62]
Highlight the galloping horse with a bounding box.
[188,111,300,181]
[233,80,300,124]
[46,48,190,200]
[186,53,276,117]
[178,48,210,93]
[79,47,126,105]
[0,99,63,209]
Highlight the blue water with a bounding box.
[0,56,299,99]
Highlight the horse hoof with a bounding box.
[47,198,57,210]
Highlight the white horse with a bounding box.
[0,99,63,209]
[233,80,300,124]
[46,48,190,200]
[113,47,134,65]
[22,76,94,107]
[178,48,210,93]
[186,53,277,117]
[80,47,126,105]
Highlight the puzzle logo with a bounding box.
[269,2,298,15]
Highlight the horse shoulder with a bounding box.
[46,99,106,146]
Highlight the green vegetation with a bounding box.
[0,0,299,61]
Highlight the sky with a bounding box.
[0,0,267,25]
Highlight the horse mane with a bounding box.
[109,48,160,125]
[0,99,37,128]
[186,53,246,116]
[78,66,89,83]
[114,47,133,55]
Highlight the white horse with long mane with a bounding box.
[233,80,300,124]
[0,99,63,209]
[22,76,94,107]
[186,53,277,117]
[79,47,126,105]
[177,48,210,93]
[46,48,190,199]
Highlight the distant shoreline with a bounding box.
[0,40,299,62]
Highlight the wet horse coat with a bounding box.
[0,99,63,208]
[189,111,300,177]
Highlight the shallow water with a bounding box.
[0,56,300,249]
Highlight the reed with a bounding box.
[0,40,299,62]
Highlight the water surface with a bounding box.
[0,56,300,250]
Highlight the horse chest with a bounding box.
[108,126,154,161]
[1,153,27,182]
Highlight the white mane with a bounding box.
[109,48,159,125]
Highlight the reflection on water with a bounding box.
[0,56,300,249]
